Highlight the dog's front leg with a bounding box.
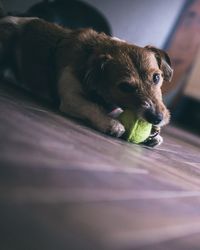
[58,67,125,137]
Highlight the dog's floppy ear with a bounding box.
[84,53,112,90]
[145,45,173,82]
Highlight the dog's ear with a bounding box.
[145,45,173,82]
[84,53,112,90]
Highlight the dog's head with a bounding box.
[84,38,173,127]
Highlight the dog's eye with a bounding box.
[152,73,160,84]
[118,82,136,93]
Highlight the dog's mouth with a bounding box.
[136,100,169,127]
[139,106,170,127]
[107,105,167,128]
[89,90,167,127]
[142,109,163,125]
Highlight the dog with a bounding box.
[0,14,173,146]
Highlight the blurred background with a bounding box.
[2,0,199,135]
[1,0,184,47]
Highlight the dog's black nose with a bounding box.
[153,112,163,125]
[144,110,163,125]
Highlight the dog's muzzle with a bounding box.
[144,109,163,125]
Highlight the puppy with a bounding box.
[0,15,173,145]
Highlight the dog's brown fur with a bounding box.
[0,16,173,141]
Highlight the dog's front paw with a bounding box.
[109,119,125,138]
[142,134,163,147]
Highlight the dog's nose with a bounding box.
[144,110,163,125]
[153,112,163,125]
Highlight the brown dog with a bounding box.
[0,16,173,145]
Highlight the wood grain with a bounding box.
[0,81,200,250]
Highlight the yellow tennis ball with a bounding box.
[118,109,152,143]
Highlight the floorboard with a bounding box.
[0,82,200,250]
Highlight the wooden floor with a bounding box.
[0,81,200,250]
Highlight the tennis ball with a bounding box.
[118,109,152,143]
